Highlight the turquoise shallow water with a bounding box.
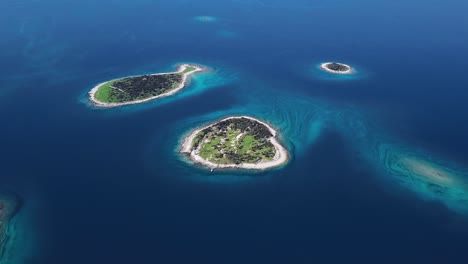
[2,0,468,262]
[2,203,35,263]
[79,61,239,114]
[136,61,468,215]
[364,136,468,214]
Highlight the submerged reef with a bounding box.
[330,105,468,214]
[193,16,218,23]
[0,193,20,259]
[375,141,468,214]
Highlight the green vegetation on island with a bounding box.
[324,62,350,72]
[93,65,200,104]
[191,117,276,165]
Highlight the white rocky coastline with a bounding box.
[320,62,354,74]
[89,64,204,108]
[180,116,289,170]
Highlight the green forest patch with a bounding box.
[192,118,277,165]
[93,65,201,104]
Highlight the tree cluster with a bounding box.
[213,118,273,139]
[326,63,349,72]
[111,73,183,101]
[194,118,276,164]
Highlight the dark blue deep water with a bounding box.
[1,0,468,263]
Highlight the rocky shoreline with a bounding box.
[180,116,289,170]
[89,64,204,108]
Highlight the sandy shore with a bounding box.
[89,64,204,108]
[180,116,289,170]
[320,62,354,74]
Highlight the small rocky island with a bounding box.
[320,62,353,74]
[0,193,20,259]
[180,116,288,170]
[89,64,203,107]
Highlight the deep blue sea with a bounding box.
[1,0,468,263]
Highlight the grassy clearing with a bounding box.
[240,135,254,154]
[94,79,131,103]
[94,81,115,102]
[200,137,222,160]
[181,66,197,74]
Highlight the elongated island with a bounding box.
[180,116,289,170]
[89,64,204,107]
[320,62,353,74]
[0,193,20,259]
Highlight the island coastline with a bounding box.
[89,64,204,108]
[320,62,354,74]
[0,193,20,260]
[180,116,289,170]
